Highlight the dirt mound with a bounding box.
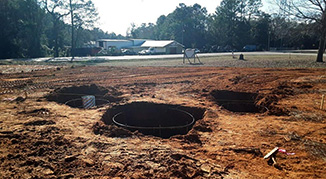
[172,130,202,145]
[256,94,289,116]
[0,126,103,178]
[193,120,213,132]
[45,84,121,108]
[304,140,326,160]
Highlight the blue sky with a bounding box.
[92,0,275,35]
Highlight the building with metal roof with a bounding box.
[141,40,184,54]
[96,39,184,54]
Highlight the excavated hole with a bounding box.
[211,90,266,113]
[101,102,206,138]
[45,84,121,108]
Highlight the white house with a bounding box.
[140,40,184,54]
[96,39,184,54]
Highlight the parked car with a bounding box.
[138,49,151,55]
[243,45,257,51]
[121,49,135,55]
[138,47,157,55]
[209,45,237,52]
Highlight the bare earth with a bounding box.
[0,55,326,178]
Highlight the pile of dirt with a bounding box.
[255,81,308,116]
[45,84,121,108]
[193,120,213,132]
[304,140,326,160]
[98,149,223,178]
[0,126,102,178]
[256,94,289,116]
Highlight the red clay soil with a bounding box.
[0,66,326,178]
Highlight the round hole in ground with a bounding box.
[45,84,121,108]
[101,102,206,138]
[211,90,266,113]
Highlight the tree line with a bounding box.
[129,1,319,53]
[0,0,324,62]
[0,0,120,59]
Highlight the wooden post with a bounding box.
[264,147,279,166]
[239,54,244,60]
[183,54,185,64]
[321,94,325,110]
[264,147,279,159]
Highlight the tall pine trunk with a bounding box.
[53,20,59,57]
[317,11,326,62]
[70,0,74,61]
[316,33,325,62]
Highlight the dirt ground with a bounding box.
[1,62,326,178]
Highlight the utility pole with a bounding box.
[268,31,271,51]
[182,24,185,46]
[70,0,74,61]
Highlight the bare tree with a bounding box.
[41,0,70,57]
[41,0,98,60]
[276,0,326,62]
[67,0,98,60]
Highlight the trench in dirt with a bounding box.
[210,90,267,113]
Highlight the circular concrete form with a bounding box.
[65,98,110,108]
[104,102,202,138]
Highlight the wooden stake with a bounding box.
[321,94,325,110]
[264,147,279,159]
[24,91,28,99]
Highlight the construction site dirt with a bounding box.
[1,65,326,178]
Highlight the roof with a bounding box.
[96,39,184,48]
[97,39,131,42]
[141,40,176,48]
